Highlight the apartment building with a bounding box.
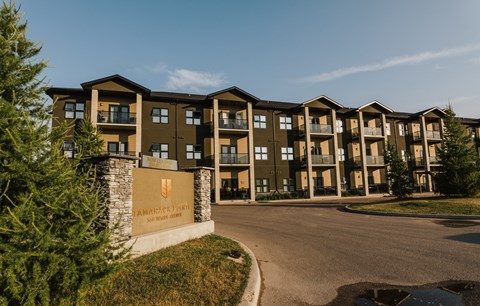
[47,75,480,202]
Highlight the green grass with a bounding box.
[85,235,251,306]
[350,197,480,215]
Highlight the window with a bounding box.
[256,178,269,193]
[398,123,405,136]
[338,148,345,161]
[152,144,168,159]
[283,178,295,192]
[336,120,343,133]
[63,141,75,158]
[386,123,391,136]
[281,147,293,160]
[254,115,266,128]
[401,150,407,161]
[152,108,168,123]
[186,110,201,125]
[108,142,128,154]
[64,102,84,119]
[279,116,292,130]
[255,147,268,160]
[186,144,201,160]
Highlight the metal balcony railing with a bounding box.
[219,153,249,164]
[313,186,337,196]
[311,154,334,164]
[310,123,332,134]
[369,183,388,194]
[98,111,136,124]
[366,155,384,165]
[412,131,422,141]
[414,157,425,166]
[218,118,248,130]
[103,151,137,157]
[429,156,441,164]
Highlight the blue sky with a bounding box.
[21,1,480,117]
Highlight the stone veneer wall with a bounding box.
[91,155,138,241]
[184,167,213,222]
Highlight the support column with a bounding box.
[136,93,142,159]
[358,111,369,196]
[331,109,341,197]
[91,89,99,126]
[184,167,214,222]
[420,116,432,191]
[213,99,221,203]
[304,107,314,198]
[247,102,256,201]
[381,113,388,192]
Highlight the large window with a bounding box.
[279,116,292,130]
[152,144,168,159]
[256,178,269,193]
[254,115,266,128]
[63,141,75,158]
[186,144,201,160]
[186,110,201,125]
[336,120,343,133]
[283,178,295,192]
[255,147,268,160]
[281,147,293,160]
[152,108,168,123]
[64,102,84,119]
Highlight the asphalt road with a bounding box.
[212,202,480,306]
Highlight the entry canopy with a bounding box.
[300,95,344,110]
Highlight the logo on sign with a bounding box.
[161,179,172,198]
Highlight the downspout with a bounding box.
[271,109,279,192]
[175,100,179,166]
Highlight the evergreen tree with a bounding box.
[0,2,125,305]
[385,143,414,198]
[434,105,480,196]
[74,116,104,157]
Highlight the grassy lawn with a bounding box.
[85,235,251,306]
[349,197,480,215]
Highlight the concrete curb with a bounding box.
[344,205,480,220]
[236,240,261,306]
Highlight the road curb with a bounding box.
[344,205,480,220]
[237,240,261,306]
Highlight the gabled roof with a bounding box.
[80,74,151,94]
[357,100,394,113]
[411,106,446,118]
[300,95,344,110]
[207,86,261,102]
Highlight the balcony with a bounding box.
[218,118,248,130]
[429,156,441,165]
[103,151,137,157]
[313,186,337,196]
[311,154,334,165]
[366,155,384,165]
[219,153,249,165]
[412,131,422,142]
[98,111,136,124]
[413,157,425,167]
[369,183,388,194]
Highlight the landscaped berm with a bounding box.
[350,197,480,216]
[86,235,251,306]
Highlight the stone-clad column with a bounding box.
[90,154,139,242]
[184,167,214,222]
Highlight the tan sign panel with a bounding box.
[141,155,178,171]
[132,168,194,236]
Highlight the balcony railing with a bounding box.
[314,186,337,196]
[219,153,249,164]
[310,123,332,134]
[218,118,248,130]
[366,155,384,165]
[311,154,334,164]
[364,127,383,136]
[429,156,440,164]
[369,183,388,194]
[414,157,425,167]
[98,111,136,124]
[426,130,441,140]
[412,131,422,141]
[103,151,137,157]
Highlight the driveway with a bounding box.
[212,202,480,305]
